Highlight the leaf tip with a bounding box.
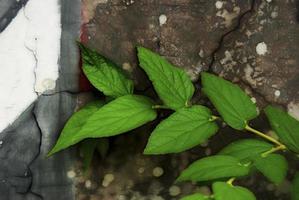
[174,176,184,184]
[143,146,156,155]
[46,149,55,158]
[47,142,64,157]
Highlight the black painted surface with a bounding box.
[0,0,29,32]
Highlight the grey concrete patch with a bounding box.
[0,0,81,199]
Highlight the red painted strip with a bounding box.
[79,2,93,92]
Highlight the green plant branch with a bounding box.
[211,115,286,152]
[226,177,236,186]
[210,115,219,121]
[152,105,170,109]
[245,125,286,148]
[261,145,286,157]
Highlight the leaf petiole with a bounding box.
[210,115,220,122]
[226,177,236,186]
[152,105,170,110]
[245,125,285,147]
[261,145,286,157]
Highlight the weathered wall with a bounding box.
[0,0,81,199]
[0,0,298,200]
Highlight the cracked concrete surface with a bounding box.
[0,0,81,199]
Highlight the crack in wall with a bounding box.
[40,90,81,97]
[26,104,44,200]
[24,41,39,96]
[200,0,277,107]
[207,0,257,72]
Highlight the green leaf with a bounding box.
[137,47,194,110]
[201,72,258,130]
[253,154,288,184]
[79,43,134,98]
[80,139,98,172]
[219,139,273,162]
[49,95,157,155]
[291,172,299,200]
[265,105,299,153]
[48,100,104,156]
[80,138,109,173]
[213,182,256,200]
[177,155,250,182]
[144,105,218,154]
[180,193,207,200]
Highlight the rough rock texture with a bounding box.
[77,0,299,200]
[0,0,81,199]
[82,0,253,88]
[211,0,299,109]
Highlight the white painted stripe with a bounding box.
[0,0,61,132]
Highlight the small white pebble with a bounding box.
[274,90,281,97]
[85,180,92,188]
[138,167,145,174]
[159,14,167,26]
[102,173,115,187]
[251,97,257,103]
[42,78,56,90]
[256,42,268,56]
[117,195,126,200]
[0,141,3,145]
[271,11,278,18]
[288,102,299,120]
[266,0,272,2]
[67,170,76,179]
[199,49,204,58]
[152,167,164,177]
[122,62,133,72]
[215,1,224,9]
[169,185,181,196]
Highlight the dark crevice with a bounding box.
[202,0,285,107]
[40,90,81,97]
[207,0,257,72]
[22,103,44,200]
[296,0,299,23]
[29,191,44,200]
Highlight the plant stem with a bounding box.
[226,177,235,186]
[261,145,286,157]
[210,115,219,121]
[245,125,285,147]
[152,105,169,109]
